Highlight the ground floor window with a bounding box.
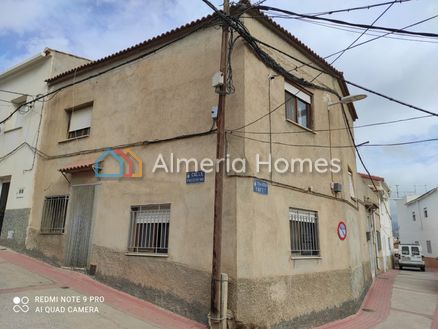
[40,195,69,234]
[426,240,432,254]
[289,208,320,257]
[128,204,170,254]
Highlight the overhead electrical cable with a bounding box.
[344,80,438,117]
[293,19,438,44]
[323,15,438,59]
[247,36,438,119]
[311,1,395,82]
[256,5,438,38]
[0,89,31,96]
[228,132,438,148]
[235,114,434,135]
[201,0,341,97]
[304,0,412,17]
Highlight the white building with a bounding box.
[0,49,89,247]
[397,188,438,264]
[359,173,394,272]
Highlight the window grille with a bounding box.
[128,204,170,254]
[40,195,69,234]
[289,208,320,257]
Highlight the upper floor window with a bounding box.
[284,82,312,129]
[67,102,92,139]
[348,169,355,199]
[424,207,428,218]
[412,211,416,221]
[4,95,27,132]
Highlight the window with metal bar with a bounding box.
[128,204,170,254]
[40,195,69,234]
[289,208,320,257]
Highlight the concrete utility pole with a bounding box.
[211,0,230,323]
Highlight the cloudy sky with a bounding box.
[1,0,437,198]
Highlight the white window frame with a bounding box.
[284,82,312,129]
[66,102,93,139]
[289,208,320,257]
[348,169,355,199]
[4,95,27,132]
[128,204,170,255]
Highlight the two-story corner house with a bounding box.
[397,187,438,269]
[0,49,89,249]
[358,173,393,273]
[25,7,374,329]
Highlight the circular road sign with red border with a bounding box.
[337,221,347,241]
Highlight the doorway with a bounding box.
[64,185,95,268]
[367,210,377,278]
[0,181,10,236]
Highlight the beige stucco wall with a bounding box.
[221,16,372,328]
[27,25,241,322]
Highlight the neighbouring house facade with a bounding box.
[397,187,438,268]
[22,7,378,329]
[0,49,89,248]
[358,173,393,274]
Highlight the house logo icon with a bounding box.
[94,148,142,178]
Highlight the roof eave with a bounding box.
[0,48,51,81]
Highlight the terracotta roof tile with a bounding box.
[59,157,99,173]
[358,172,385,182]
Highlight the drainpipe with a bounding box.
[220,273,228,329]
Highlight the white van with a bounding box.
[398,244,425,271]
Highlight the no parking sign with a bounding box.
[337,221,347,241]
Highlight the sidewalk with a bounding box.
[0,248,205,329]
[317,269,438,329]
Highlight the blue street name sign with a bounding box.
[186,171,205,184]
[253,179,268,195]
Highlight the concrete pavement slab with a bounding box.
[0,288,160,329]
[0,249,205,329]
[0,263,53,289]
[373,309,432,329]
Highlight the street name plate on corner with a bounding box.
[253,179,268,195]
[186,171,205,184]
